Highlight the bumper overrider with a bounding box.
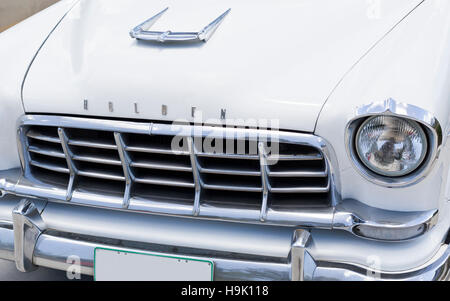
[0,192,448,281]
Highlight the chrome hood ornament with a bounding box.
[130,7,231,43]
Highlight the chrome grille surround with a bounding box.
[16,115,341,227]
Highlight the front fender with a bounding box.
[315,0,450,216]
[0,0,79,170]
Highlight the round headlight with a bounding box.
[355,116,427,177]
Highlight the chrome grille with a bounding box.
[19,116,336,225]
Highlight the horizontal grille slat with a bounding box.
[30,160,70,174]
[196,152,259,160]
[135,177,195,188]
[20,119,334,225]
[130,160,192,172]
[26,129,60,143]
[72,154,122,166]
[125,145,189,155]
[197,155,261,177]
[28,145,65,158]
[269,186,330,193]
[268,154,323,161]
[199,167,261,176]
[267,170,328,178]
[68,139,118,150]
[77,170,125,181]
[202,183,263,192]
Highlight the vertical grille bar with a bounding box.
[258,142,269,221]
[187,137,202,216]
[114,132,134,208]
[17,127,32,178]
[57,128,77,201]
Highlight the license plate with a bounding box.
[94,247,214,281]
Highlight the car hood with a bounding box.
[22,0,422,132]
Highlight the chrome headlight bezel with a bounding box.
[345,99,443,188]
[354,115,428,177]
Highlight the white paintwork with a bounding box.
[0,0,449,277]
[0,0,77,170]
[314,0,450,272]
[316,0,450,215]
[22,0,421,132]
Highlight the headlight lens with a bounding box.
[355,116,427,177]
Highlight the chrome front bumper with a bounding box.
[0,195,448,281]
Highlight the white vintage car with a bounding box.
[0,0,449,281]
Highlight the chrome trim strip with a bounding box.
[73,154,121,166]
[114,132,134,209]
[271,154,323,161]
[129,7,231,43]
[29,160,69,174]
[345,99,444,187]
[355,99,442,142]
[77,169,124,181]
[58,128,77,201]
[197,152,259,160]
[258,142,269,222]
[187,137,201,216]
[28,145,65,158]
[27,129,60,143]
[269,182,330,194]
[198,166,260,176]
[17,127,31,177]
[131,161,191,171]
[134,176,194,188]
[20,115,151,134]
[201,183,261,192]
[69,139,117,150]
[126,145,189,155]
[268,168,328,178]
